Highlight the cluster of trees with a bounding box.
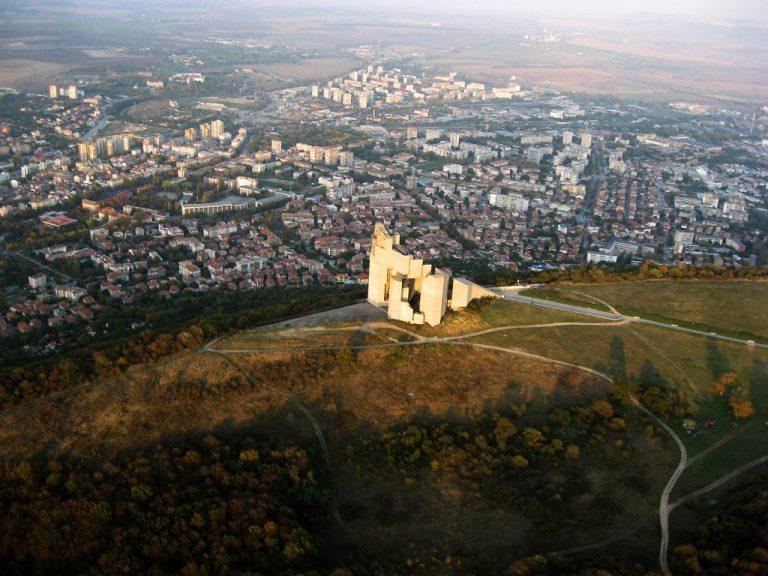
[0,202,89,252]
[671,470,768,575]
[0,255,37,297]
[527,261,768,287]
[713,372,755,420]
[0,93,34,134]
[0,286,365,408]
[0,431,354,576]
[503,553,653,575]
[346,383,675,540]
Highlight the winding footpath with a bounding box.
[672,453,768,511]
[630,397,688,575]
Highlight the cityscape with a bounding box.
[2,59,765,355]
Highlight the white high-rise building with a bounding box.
[581,132,593,148]
[210,120,224,138]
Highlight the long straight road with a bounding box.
[493,289,768,351]
[1,250,73,282]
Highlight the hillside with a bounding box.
[1,280,767,574]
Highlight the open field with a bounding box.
[425,20,768,104]
[212,298,596,345]
[470,321,767,409]
[1,6,764,103]
[0,59,73,89]
[121,99,176,122]
[468,320,768,503]
[214,326,392,350]
[254,57,357,83]
[530,280,768,340]
[0,339,606,457]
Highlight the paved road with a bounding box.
[1,250,73,282]
[494,289,768,350]
[582,147,605,217]
[82,113,108,141]
[496,290,624,321]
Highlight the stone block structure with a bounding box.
[367,224,494,325]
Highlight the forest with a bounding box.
[0,354,689,575]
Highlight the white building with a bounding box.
[443,163,463,176]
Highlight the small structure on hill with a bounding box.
[366,223,495,326]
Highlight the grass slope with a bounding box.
[532,280,768,340]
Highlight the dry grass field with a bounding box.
[255,57,357,82]
[427,22,768,103]
[215,327,391,350]
[0,59,72,89]
[122,99,176,122]
[398,298,611,338]
[542,280,768,339]
[0,343,597,460]
[0,336,674,567]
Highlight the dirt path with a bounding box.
[672,453,768,511]
[630,397,687,575]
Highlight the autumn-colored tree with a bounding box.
[565,445,581,460]
[730,398,755,420]
[592,399,614,420]
[714,372,738,397]
[511,455,529,469]
[494,417,517,452]
[522,427,544,449]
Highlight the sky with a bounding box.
[258,0,768,22]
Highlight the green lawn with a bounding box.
[418,159,450,171]
[536,280,768,340]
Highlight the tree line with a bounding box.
[0,286,365,408]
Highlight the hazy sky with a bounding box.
[277,0,768,22]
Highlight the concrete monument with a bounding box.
[367,224,494,325]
